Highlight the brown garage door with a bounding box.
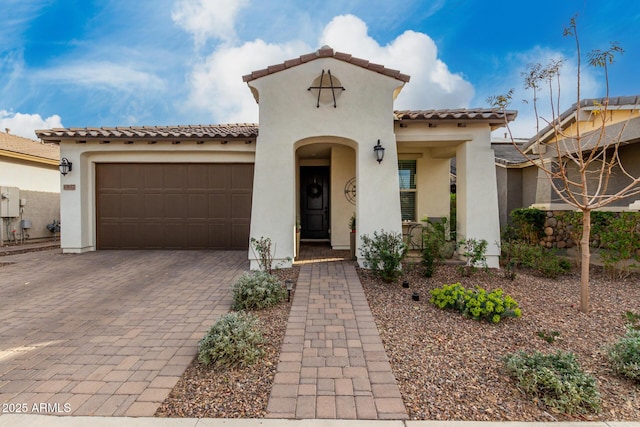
[96,163,253,249]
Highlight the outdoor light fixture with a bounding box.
[412,292,420,301]
[285,279,294,302]
[402,280,410,288]
[58,157,72,176]
[373,139,385,163]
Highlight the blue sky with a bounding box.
[1,0,639,139]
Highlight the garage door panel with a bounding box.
[231,193,252,219]
[144,165,166,189]
[209,224,231,249]
[231,164,254,190]
[210,193,230,219]
[98,194,121,218]
[188,193,209,219]
[120,166,142,190]
[97,163,253,250]
[144,223,166,249]
[209,165,230,190]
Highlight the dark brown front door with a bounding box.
[96,163,253,249]
[300,166,330,239]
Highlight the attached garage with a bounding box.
[96,163,253,250]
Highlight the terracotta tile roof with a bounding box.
[242,46,411,83]
[0,131,59,161]
[36,124,259,143]
[394,108,517,122]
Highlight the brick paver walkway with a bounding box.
[0,250,246,416]
[266,260,408,420]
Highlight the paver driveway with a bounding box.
[0,249,247,416]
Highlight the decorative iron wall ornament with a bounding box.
[344,177,356,205]
[307,69,345,108]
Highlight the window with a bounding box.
[398,160,416,221]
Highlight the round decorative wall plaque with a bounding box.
[344,177,356,205]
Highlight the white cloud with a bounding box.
[186,39,309,123]
[320,15,475,109]
[35,61,166,92]
[172,0,250,48]
[0,110,63,140]
[183,14,475,124]
[488,46,601,139]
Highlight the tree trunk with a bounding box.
[580,209,591,313]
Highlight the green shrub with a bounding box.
[198,312,265,368]
[500,241,571,278]
[599,212,640,279]
[360,230,407,282]
[421,221,447,277]
[458,238,488,276]
[510,208,546,244]
[606,328,640,382]
[231,271,286,311]
[429,283,521,323]
[503,350,601,414]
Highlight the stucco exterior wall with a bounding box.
[330,145,356,249]
[248,57,404,268]
[0,157,59,193]
[58,141,255,253]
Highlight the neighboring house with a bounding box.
[0,130,60,243]
[36,46,516,268]
[495,96,640,228]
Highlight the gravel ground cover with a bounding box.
[156,267,299,418]
[360,262,640,421]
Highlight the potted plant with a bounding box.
[349,213,356,260]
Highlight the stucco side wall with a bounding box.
[331,145,355,249]
[416,151,450,220]
[58,141,255,253]
[0,157,59,192]
[456,126,501,268]
[248,58,404,268]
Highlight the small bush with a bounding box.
[503,350,601,414]
[500,241,571,278]
[606,328,640,382]
[198,312,265,368]
[360,230,407,282]
[510,208,546,244]
[599,212,640,279]
[458,238,488,276]
[429,283,521,323]
[421,222,446,277]
[231,271,286,311]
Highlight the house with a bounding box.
[494,96,640,227]
[36,47,516,268]
[0,130,60,243]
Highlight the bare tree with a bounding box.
[490,17,640,313]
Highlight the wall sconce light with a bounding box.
[374,139,385,164]
[285,279,294,302]
[58,157,72,176]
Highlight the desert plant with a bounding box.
[537,330,561,344]
[198,312,265,368]
[623,310,640,330]
[250,236,275,274]
[458,238,488,276]
[500,241,572,278]
[421,221,447,277]
[360,230,407,282]
[606,328,640,382]
[429,283,521,323]
[231,271,286,311]
[510,208,546,244]
[503,350,601,414]
[598,212,640,279]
